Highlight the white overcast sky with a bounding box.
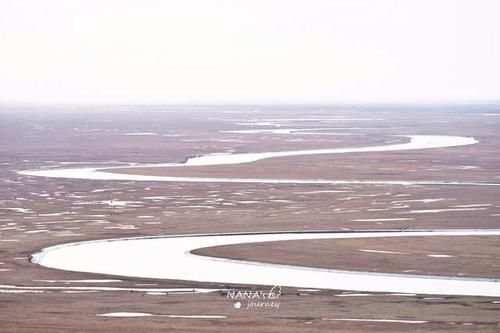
[1,0,499,104]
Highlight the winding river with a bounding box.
[20,135,497,186]
[31,229,500,297]
[20,134,500,296]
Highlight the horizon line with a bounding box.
[1,100,500,108]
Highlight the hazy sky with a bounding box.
[1,0,499,104]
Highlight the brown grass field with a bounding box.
[1,105,500,332]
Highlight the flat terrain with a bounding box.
[1,105,500,332]
[195,236,500,278]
